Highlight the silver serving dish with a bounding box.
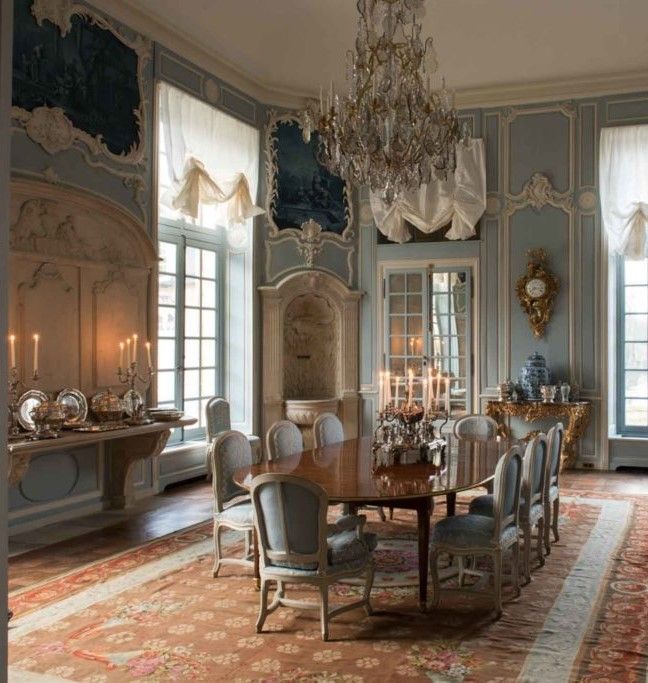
[57,388,88,425]
[91,389,125,423]
[17,389,48,431]
[148,407,184,422]
[122,389,143,418]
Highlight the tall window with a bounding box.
[383,265,472,416]
[600,124,648,435]
[156,83,260,442]
[617,257,648,434]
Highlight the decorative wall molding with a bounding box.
[12,0,152,167]
[264,111,355,275]
[505,172,574,215]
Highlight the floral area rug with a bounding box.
[8,490,648,682]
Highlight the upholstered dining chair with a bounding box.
[251,473,375,641]
[545,422,564,554]
[266,419,304,461]
[453,414,499,440]
[210,430,255,577]
[429,445,523,617]
[312,412,344,449]
[469,434,549,583]
[205,397,261,473]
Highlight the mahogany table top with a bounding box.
[233,435,515,503]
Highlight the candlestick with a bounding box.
[426,367,433,413]
[32,333,39,376]
[126,337,131,365]
[422,378,428,415]
[435,368,442,411]
[146,341,152,369]
[9,335,15,369]
[119,341,125,369]
[378,371,384,412]
[385,370,392,408]
[407,368,414,407]
[132,334,138,363]
[394,376,400,406]
[445,377,451,414]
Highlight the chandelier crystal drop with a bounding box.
[301,0,466,206]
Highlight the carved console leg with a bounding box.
[561,404,592,469]
[485,402,509,439]
[105,430,170,509]
[8,453,32,487]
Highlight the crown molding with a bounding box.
[92,1,648,111]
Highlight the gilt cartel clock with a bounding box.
[516,248,560,338]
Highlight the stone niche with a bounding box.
[260,271,362,448]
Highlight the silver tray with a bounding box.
[17,389,49,431]
[122,389,143,418]
[57,388,88,424]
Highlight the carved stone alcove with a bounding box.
[260,271,362,447]
[9,177,157,396]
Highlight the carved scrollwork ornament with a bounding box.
[516,248,560,338]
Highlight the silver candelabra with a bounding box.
[8,366,40,438]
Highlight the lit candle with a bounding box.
[407,368,414,407]
[445,377,451,414]
[378,371,384,412]
[422,378,428,413]
[9,334,15,369]
[32,333,39,375]
[119,341,124,369]
[146,341,152,369]
[132,334,138,364]
[385,370,392,407]
[409,337,415,355]
[126,337,131,365]
[435,368,442,411]
[394,376,400,407]
[427,366,433,412]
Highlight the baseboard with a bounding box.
[8,498,104,536]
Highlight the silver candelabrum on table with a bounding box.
[372,402,448,469]
[8,366,40,438]
[117,359,155,422]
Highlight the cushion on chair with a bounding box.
[431,514,518,548]
[214,501,253,526]
[469,494,526,518]
[528,502,544,523]
[549,484,559,502]
[327,529,372,565]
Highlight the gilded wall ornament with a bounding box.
[516,248,560,338]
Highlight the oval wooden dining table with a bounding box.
[233,434,514,611]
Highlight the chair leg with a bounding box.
[378,507,386,522]
[212,522,222,578]
[552,496,560,542]
[522,524,531,584]
[389,507,394,520]
[536,518,545,567]
[244,529,252,559]
[512,541,521,597]
[319,585,330,641]
[544,504,552,555]
[256,579,269,633]
[429,549,441,608]
[363,564,375,616]
[276,580,285,600]
[493,549,503,618]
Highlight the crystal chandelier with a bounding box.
[302,0,465,205]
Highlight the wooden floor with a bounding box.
[8,469,648,593]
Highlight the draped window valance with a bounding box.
[600,124,648,259]
[370,139,486,244]
[158,82,264,231]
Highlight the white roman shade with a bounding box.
[600,124,648,259]
[370,139,486,244]
[158,82,264,229]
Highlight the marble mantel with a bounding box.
[8,418,196,509]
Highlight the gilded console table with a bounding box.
[485,400,591,468]
[7,417,196,508]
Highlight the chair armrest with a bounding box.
[326,514,366,536]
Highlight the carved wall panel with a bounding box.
[9,178,157,398]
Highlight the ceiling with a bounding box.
[127,0,648,105]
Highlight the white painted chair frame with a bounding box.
[544,423,564,554]
[429,445,523,617]
[519,433,549,583]
[251,473,374,641]
[210,430,254,577]
[452,414,499,440]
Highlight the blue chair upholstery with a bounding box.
[312,413,344,448]
[251,473,375,641]
[429,445,524,617]
[210,430,255,577]
[266,420,303,461]
[545,423,564,554]
[453,414,499,440]
[205,397,262,471]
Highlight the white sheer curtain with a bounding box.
[370,139,486,244]
[158,82,264,237]
[600,125,648,259]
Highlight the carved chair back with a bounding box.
[312,412,344,449]
[547,422,564,488]
[491,445,524,542]
[453,414,499,440]
[266,420,304,461]
[210,430,252,513]
[205,397,231,442]
[522,433,549,515]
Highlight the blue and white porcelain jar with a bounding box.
[518,352,550,400]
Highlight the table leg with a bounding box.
[416,497,433,612]
[446,492,456,516]
[253,528,260,590]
